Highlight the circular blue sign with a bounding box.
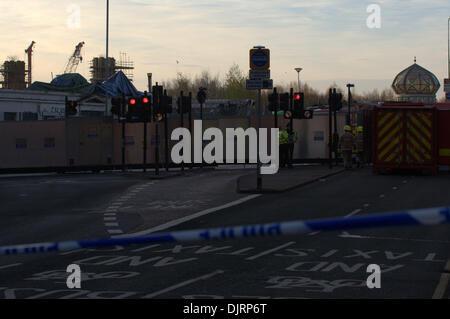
[251,51,269,68]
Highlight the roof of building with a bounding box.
[392,61,440,96]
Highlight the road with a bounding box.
[0,168,449,299]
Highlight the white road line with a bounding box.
[104,217,117,221]
[105,222,119,227]
[246,242,296,261]
[345,208,362,218]
[0,263,22,270]
[339,234,450,244]
[107,229,124,234]
[432,273,450,299]
[104,213,117,216]
[114,194,262,238]
[311,208,363,236]
[142,270,225,299]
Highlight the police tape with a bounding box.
[1,206,449,256]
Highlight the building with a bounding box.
[392,59,440,103]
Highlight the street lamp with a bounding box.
[294,67,302,91]
[346,83,355,125]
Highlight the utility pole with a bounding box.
[328,89,333,169]
[346,83,354,125]
[295,67,302,91]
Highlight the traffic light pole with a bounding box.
[257,88,262,192]
[200,100,204,169]
[189,92,193,170]
[180,91,184,172]
[333,108,338,166]
[164,90,169,172]
[273,87,278,130]
[289,88,294,166]
[328,89,333,169]
[121,95,126,172]
[143,114,147,173]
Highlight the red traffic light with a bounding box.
[129,98,136,105]
[142,97,149,104]
[294,93,301,101]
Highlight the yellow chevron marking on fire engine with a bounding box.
[378,112,394,127]
[378,138,399,160]
[409,125,431,150]
[378,117,399,140]
[439,149,450,157]
[407,144,421,162]
[378,125,401,150]
[384,148,399,162]
[416,113,432,129]
[410,115,431,139]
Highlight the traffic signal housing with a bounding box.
[284,92,313,119]
[66,99,78,116]
[267,92,278,112]
[279,93,290,111]
[177,96,192,114]
[197,87,207,104]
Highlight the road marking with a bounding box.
[0,263,22,270]
[392,186,398,190]
[104,217,117,221]
[246,242,296,261]
[114,194,262,238]
[142,270,224,299]
[105,222,119,227]
[379,194,385,198]
[107,229,124,234]
[432,272,450,299]
[339,234,450,244]
[104,213,117,216]
[311,209,363,236]
[345,209,362,218]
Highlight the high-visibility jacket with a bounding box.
[355,132,364,152]
[339,132,354,151]
[279,130,289,144]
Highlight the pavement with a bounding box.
[237,164,345,193]
[0,166,449,299]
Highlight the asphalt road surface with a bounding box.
[0,168,449,299]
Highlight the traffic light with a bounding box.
[111,97,122,116]
[162,95,173,114]
[329,90,343,111]
[197,87,207,104]
[177,96,192,113]
[66,99,78,116]
[279,93,290,111]
[288,92,313,119]
[126,97,140,122]
[267,92,278,112]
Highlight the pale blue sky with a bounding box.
[0,0,448,97]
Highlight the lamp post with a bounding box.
[105,0,109,116]
[294,67,302,91]
[346,83,354,125]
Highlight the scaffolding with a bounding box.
[89,52,134,83]
[0,60,27,89]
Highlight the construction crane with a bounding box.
[25,41,36,86]
[64,41,85,74]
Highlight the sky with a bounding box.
[0,0,449,97]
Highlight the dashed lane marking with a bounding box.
[107,229,124,235]
[142,270,225,299]
[0,263,22,270]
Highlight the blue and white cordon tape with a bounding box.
[1,206,449,256]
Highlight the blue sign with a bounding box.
[252,51,268,67]
[250,48,270,70]
[446,92,450,100]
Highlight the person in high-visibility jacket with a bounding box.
[339,125,355,169]
[279,127,289,168]
[287,123,298,168]
[355,126,365,168]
